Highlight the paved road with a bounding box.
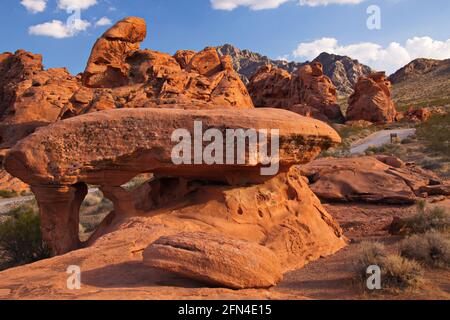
[350,128,416,155]
[0,188,100,216]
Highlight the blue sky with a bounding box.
[0,0,449,74]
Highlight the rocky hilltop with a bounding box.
[389,58,450,108]
[247,62,344,123]
[313,52,374,96]
[216,44,300,84]
[216,44,373,96]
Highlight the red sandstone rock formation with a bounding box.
[0,168,345,297]
[247,62,344,123]
[299,156,447,204]
[0,50,80,150]
[0,170,30,194]
[4,107,345,288]
[80,17,253,109]
[83,17,147,88]
[0,17,254,151]
[346,72,397,123]
[143,232,284,289]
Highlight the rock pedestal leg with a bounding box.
[100,186,139,217]
[31,183,88,256]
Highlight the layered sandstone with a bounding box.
[346,72,397,123]
[247,63,344,123]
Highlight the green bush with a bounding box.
[0,189,19,199]
[0,205,50,270]
[354,242,424,291]
[402,206,450,235]
[416,114,450,159]
[400,232,450,269]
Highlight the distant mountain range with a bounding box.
[216,44,374,96]
[216,44,450,107]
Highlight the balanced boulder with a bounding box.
[5,107,341,256]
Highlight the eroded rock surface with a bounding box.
[5,107,341,256]
[346,72,397,123]
[143,232,283,289]
[247,63,344,123]
[0,17,254,151]
[0,50,80,149]
[300,156,446,204]
[80,17,253,109]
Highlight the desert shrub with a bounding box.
[419,158,444,171]
[0,205,50,270]
[354,242,424,291]
[401,137,414,145]
[81,192,103,207]
[379,255,425,290]
[400,232,450,269]
[0,189,19,199]
[416,114,450,159]
[402,206,450,235]
[365,143,405,158]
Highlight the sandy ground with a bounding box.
[276,200,450,300]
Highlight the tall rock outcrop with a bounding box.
[79,17,253,110]
[346,72,397,123]
[247,62,344,122]
[0,17,254,153]
[83,17,147,88]
[0,50,80,150]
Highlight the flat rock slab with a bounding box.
[300,156,443,204]
[143,232,284,289]
[5,107,341,186]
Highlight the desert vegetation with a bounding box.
[354,241,424,292]
[0,203,50,271]
[354,202,449,292]
[0,190,115,270]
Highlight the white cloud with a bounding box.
[299,0,365,6]
[210,0,365,10]
[28,18,91,39]
[57,0,98,11]
[292,37,450,73]
[21,0,47,13]
[95,17,112,26]
[211,0,289,10]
